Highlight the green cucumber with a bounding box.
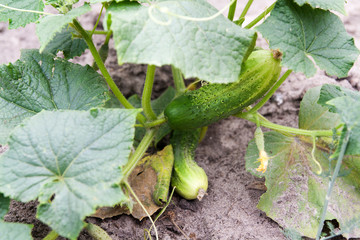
[171,129,208,200]
[164,49,282,130]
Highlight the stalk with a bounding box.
[142,65,157,121]
[227,0,238,21]
[89,5,104,37]
[248,70,292,114]
[244,2,275,29]
[238,0,254,22]
[122,129,156,178]
[316,128,350,240]
[238,112,334,137]
[71,20,146,125]
[171,66,186,96]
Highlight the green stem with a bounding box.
[238,0,253,21]
[71,20,146,125]
[122,129,156,178]
[227,0,238,21]
[43,230,59,240]
[104,30,112,45]
[238,112,334,137]
[89,30,109,35]
[142,65,157,121]
[90,5,104,37]
[171,66,186,95]
[244,2,275,29]
[85,223,112,240]
[316,128,350,240]
[248,70,292,114]
[124,181,159,240]
[144,117,167,128]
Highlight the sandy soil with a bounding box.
[1,1,360,240]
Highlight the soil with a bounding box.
[1,1,360,240]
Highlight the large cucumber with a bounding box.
[171,129,208,200]
[164,49,282,130]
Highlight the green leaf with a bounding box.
[0,220,33,240]
[37,4,91,52]
[0,0,44,29]
[257,0,359,78]
[0,109,138,239]
[318,84,360,112]
[245,131,360,238]
[43,27,88,59]
[0,50,109,144]
[327,97,360,155]
[317,84,360,155]
[293,0,346,14]
[0,193,10,219]
[106,0,256,83]
[299,86,341,130]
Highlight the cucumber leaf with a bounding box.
[0,50,109,144]
[245,131,360,238]
[106,0,256,83]
[318,84,360,155]
[43,27,88,59]
[0,193,10,219]
[0,0,44,29]
[36,4,91,52]
[0,109,138,239]
[257,0,359,78]
[293,0,345,14]
[299,86,341,131]
[0,221,33,240]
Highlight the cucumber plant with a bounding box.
[0,0,359,239]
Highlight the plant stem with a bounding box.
[90,5,104,37]
[71,20,146,125]
[238,112,334,137]
[248,70,292,114]
[85,223,112,240]
[144,117,167,128]
[0,3,53,15]
[316,128,350,240]
[244,2,275,29]
[43,230,59,240]
[227,0,238,21]
[124,181,159,240]
[171,66,186,96]
[89,30,109,35]
[142,65,157,121]
[238,0,254,21]
[122,129,156,178]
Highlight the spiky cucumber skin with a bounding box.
[164,50,281,130]
[171,129,208,200]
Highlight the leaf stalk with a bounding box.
[142,65,157,121]
[244,2,275,29]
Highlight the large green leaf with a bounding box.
[0,50,109,144]
[0,221,33,240]
[37,4,91,52]
[106,0,256,83]
[293,0,345,14]
[245,131,360,238]
[257,0,359,78]
[299,86,341,131]
[0,0,44,29]
[43,27,88,59]
[0,193,10,219]
[318,84,360,155]
[0,109,138,239]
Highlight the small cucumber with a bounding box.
[164,49,282,130]
[171,129,208,200]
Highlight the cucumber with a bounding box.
[171,129,208,200]
[164,49,282,130]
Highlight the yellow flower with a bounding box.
[256,150,269,173]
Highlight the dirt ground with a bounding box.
[1,1,360,240]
